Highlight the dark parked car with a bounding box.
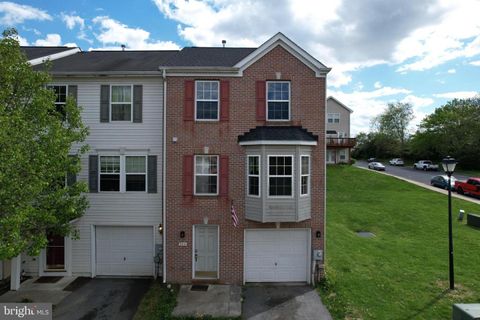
[430,175,457,190]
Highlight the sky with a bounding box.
[1,0,479,135]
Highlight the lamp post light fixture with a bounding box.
[442,156,457,290]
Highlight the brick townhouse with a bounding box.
[162,33,330,284]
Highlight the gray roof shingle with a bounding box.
[238,126,318,143]
[32,50,179,73]
[21,46,76,60]
[161,47,256,67]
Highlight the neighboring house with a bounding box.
[7,49,177,289]
[326,96,356,164]
[162,32,330,284]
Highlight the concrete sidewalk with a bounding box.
[172,285,242,318]
[0,277,76,305]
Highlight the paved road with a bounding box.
[355,160,470,186]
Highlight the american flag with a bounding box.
[231,202,239,227]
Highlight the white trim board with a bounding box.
[29,48,81,66]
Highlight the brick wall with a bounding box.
[165,45,326,284]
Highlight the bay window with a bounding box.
[268,156,293,197]
[248,156,260,196]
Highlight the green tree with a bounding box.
[0,29,89,260]
[410,97,480,169]
[374,102,414,155]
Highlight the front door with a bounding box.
[46,234,65,271]
[194,225,218,279]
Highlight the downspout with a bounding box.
[162,68,167,283]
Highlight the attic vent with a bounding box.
[222,40,226,48]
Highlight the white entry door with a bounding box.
[327,150,336,164]
[245,229,309,282]
[96,226,153,276]
[194,225,218,279]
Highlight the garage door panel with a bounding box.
[245,229,309,283]
[96,226,153,276]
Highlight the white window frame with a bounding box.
[125,155,147,192]
[195,80,220,121]
[300,155,310,196]
[266,81,291,121]
[327,113,340,124]
[47,84,68,106]
[247,155,261,197]
[267,155,294,198]
[110,85,133,122]
[339,149,347,161]
[98,154,147,193]
[194,155,219,196]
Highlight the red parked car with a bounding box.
[454,178,480,197]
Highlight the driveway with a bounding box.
[54,278,152,320]
[242,285,332,320]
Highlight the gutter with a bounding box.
[162,68,167,282]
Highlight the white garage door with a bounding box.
[245,229,309,282]
[96,226,153,276]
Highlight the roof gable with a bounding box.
[327,96,353,113]
[234,32,331,78]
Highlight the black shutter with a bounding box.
[148,155,157,193]
[133,85,143,123]
[68,85,78,103]
[100,85,110,122]
[89,155,98,193]
[66,155,77,187]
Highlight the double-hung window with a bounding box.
[327,113,340,124]
[99,155,147,192]
[196,81,219,120]
[267,81,290,120]
[195,155,218,195]
[300,156,310,196]
[47,85,67,119]
[268,156,293,197]
[111,85,132,121]
[247,156,260,197]
[100,156,121,191]
[125,156,147,191]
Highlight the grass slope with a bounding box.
[320,165,480,320]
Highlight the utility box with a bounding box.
[313,249,323,261]
[452,304,480,320]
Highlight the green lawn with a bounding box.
[319,165,480,319]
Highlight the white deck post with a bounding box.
[10,255,21,291]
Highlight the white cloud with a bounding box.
[17,34,28,45]
[92,16,180,50]
[0,1,51,25]
[34,34,62,46]
[395,0,480,72]
[401,95,434,108]
[447,68,456,74]
[374,81,382,89]
[61,13,85,30]
[470,60,480,66]
[328,86,414,134]
[433,91,478,99]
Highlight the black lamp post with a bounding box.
[441,156,457,290]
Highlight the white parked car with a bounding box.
[368,162,386,171]
[389,158,404,166]
[413,160,439,171]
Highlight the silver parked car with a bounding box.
[389,158,404,166]
[368,162,386,171]
[430,175,457,190]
